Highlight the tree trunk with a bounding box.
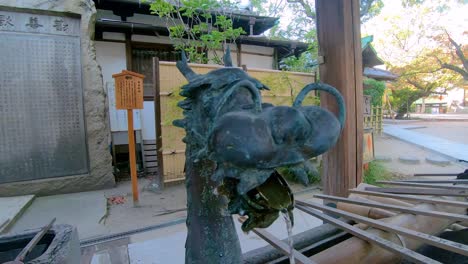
[396,92,428,119]
[421,98,425,113]
[185,146,242,264]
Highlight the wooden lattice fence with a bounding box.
[155,61,316,184]
[364,106,383,135]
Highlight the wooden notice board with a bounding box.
[112,70,145,205]
[112,70,144,109]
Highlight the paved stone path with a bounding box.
[384,125,468,162]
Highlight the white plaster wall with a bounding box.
[207,44,274,69]
[241,44,274,69]
[95,41,142,133]
[241,53,274,69]
[141,102,156,140]
[95,41,127,84]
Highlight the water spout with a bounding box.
[282,209,295,264]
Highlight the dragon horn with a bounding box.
[176,51,197,81]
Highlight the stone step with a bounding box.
[398,155,420,164]
[0,195,35,233]
[425,156,451,166]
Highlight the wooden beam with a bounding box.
[237,218,316,264]
[365,187,468,197]
[377,181,468,191]
[297,200,468,257]
[314,194,468,222]
[153,57,165,189]
[296,205,440,264]
[413,173,458,176]
[315,0,363,197]
[349,189,468,208]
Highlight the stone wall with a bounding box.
[0,0,115,196]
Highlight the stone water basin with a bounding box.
[0,225,80,264]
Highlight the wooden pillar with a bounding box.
[236,42,242,67]
[153,57,165,189]
[125,33,132,70]
[315,0,364,197]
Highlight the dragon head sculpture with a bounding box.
[174,49,345,232]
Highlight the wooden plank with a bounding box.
[144,150,157,156]
[143,145,157,151]
[314,194,468,222]
[237,218,316,264]
[395,179,468,184]
[316,0,363,197]
[377,181,468,191]
[144,156,158,162]
[349,189,468,208]
[143,139,157,145]
[297,200,468,257]
[145,161,158,167]
[365,187,468,197]
[164,177,186,184]
[295,205,440,264]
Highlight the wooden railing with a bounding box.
[364,106,383,135]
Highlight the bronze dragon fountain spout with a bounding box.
[174,49,345,263]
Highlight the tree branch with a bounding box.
[441,63,468,80]
[360,0,373,18]
[446,32,468,69]
[287,0,316,21]
[443,31,468,80]
[405,78,425,91]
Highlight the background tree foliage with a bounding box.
[149,0,245,64]
[365,0,466,118]
[390,51,462,117]
[363,78,386,106]
[250,0,384,72]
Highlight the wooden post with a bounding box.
[315,0,364,197]
[236,42,242,67]
[127,109,139,204]
[153,57,165,189]
[125,33,132,70]
[112,70,145,206]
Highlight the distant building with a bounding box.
[361,36,398,81]
[414,88,467,114]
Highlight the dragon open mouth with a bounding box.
[174,49,345,232]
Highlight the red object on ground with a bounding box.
[107,196,126,205]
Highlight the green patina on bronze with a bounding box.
[174,49,346,263]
